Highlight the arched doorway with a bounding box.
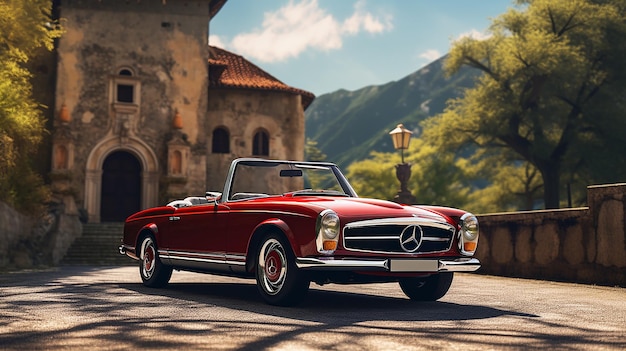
[100,151,141,222]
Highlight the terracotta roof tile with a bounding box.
[208,46,315,109]
[209,0,228,19]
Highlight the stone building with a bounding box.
[46,0,314,223]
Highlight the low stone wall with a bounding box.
[475,183,626,287]
[0,200,82,270]
[0,202,34,268]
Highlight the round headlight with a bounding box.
[462,214,479,241]
[321,212,340,239]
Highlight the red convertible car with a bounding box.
[120,158,480,306]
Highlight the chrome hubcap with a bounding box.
[141,238,156,279]
[259,238,287,295]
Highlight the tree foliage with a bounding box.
[0,0,61,213]
[426,0,626,208]
[346,132,546,214]
[304,138,327,162]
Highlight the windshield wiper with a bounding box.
[286,189,350,197]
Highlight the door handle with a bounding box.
[169,216,180,221]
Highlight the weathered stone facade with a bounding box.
[48,0,311,223]
[205,89,306,190]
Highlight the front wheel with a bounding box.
[139,235,172,288]
[256,234,310,306]
[399,272,454,301]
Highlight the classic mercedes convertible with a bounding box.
[120,158,480,306]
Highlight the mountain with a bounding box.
[305,56,480,168]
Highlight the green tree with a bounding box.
[304,138,327,162]
[465,152,544,212]
[427,0,626,208]
[0,0,61,213]
[346,152,397,200]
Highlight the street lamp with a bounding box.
[389,124,416,204]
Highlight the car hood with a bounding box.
[285,196,452,224]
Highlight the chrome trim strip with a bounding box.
[225,254,246,265]
[345,236,399,240]
[423,237,450,242]
[295,257,389,270]
[226,253,246,262]
[295,257,480,272]
[159,250,247,266]
[229,209,312,218]
[165,250,224,260]
[438,258,481,272]
[162,254,225,265]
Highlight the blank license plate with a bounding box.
[390,259,439,272]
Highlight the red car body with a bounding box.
[120,158,480,305]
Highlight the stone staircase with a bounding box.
[61,222,135,266]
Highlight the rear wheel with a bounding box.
[256,233,310,306]
[399,272,454,301]
[139,235,172,288]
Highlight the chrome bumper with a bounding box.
[295,257,480,273]
[119,245,139,260]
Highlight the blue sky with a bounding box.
[209,0,516,96]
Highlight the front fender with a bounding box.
[134,223,160,253]
[250,218,301,255]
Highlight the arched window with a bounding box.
[212,127,230,153]
[116,68,135,103]
[252,129,269,156]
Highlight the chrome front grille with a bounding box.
[342,218,456,254]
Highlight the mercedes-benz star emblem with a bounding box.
[399,225,423,252]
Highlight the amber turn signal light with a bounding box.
[464,242,477,252]
[323,241,337,251]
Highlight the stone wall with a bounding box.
[206,89,305,191]
[0,202,34,268]
[475,183,626,287]
[0,200,82,270]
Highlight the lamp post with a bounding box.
[389,124,416,204]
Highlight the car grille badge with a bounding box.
[399,225,423,252]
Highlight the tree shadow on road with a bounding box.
[1,266,624,350]
[122,281,536,322]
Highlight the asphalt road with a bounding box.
[0,266,624,350]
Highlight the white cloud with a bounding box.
[228,0,392,63]
[419,49,442,62]
[208,34,225,48]
[456,29,491,41]
[342,0,393,35]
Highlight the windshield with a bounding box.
[226,160,356,201]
